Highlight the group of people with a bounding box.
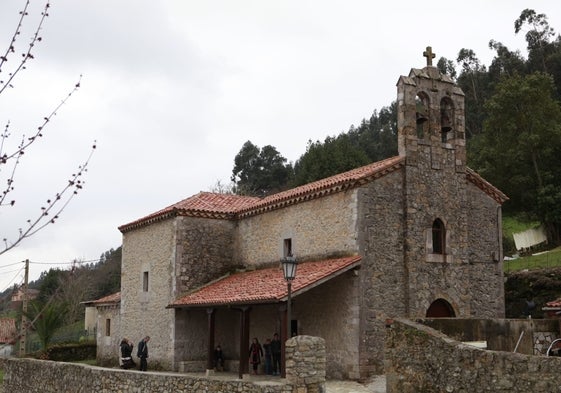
[248,333,282,375]
[121,333,283,375]
[119,335,150,371]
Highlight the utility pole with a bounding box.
[19,259,29,357]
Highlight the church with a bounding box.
[99,48,507,380]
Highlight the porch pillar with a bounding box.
[206,308,215,370]
[238,306,251,378]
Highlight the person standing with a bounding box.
[271,333,281,376]
[214,344,225,371]
[119,338,135,369]
[137,336,150,371]
[248,337,263,375]
[263,338,273,375]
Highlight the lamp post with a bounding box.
[282,255,298,340]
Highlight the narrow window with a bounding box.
[283,238,292,257]
[105,319,111,336]
[432,219,445,254]
[143,271,149,292]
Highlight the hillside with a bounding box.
[505,267,561,319]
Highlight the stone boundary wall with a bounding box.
[285,335,326,391]
[420,317,559,355]
[1,336,326,393]
[385,318,561,393]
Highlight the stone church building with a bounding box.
[101,49,507,380]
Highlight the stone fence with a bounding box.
[385,318,561,393]
[1,335,326,393]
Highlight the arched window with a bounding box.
[415,92,429,139]
[432,219,445,254]
[440,97,454,142]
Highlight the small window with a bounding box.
[432,219,446,254]
[105,319,111,336]
[283,238,292,257]
[143,271,149,292]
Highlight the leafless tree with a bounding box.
[0,1,96,256]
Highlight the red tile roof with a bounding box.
[82,292,121,306]
[0,317,17,344]
[119,193,260,232]
[545,298,561,308]
[168,255,361,308]
[119,156,404,232]
[119,154,507,233]
[466,168,508,204]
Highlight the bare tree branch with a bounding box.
[0,1,50,94]
[0,2,96,256]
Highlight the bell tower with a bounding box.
[396,46,465,172]
[397,47,471,318]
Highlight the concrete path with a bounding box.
[326,375,386,393]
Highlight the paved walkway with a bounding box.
[326,375,386,393]
[188,371,386,392]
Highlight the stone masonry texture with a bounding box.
[385,318,561,393]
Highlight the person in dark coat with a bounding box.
[137,336,150,371]
[248,337,263,374]
[119,338,135,369]
[263,338,273,375]
[271,333,281,375]
[214,344,225,371]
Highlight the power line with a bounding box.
[0,267,24,292]
[0,260,26,269]
[28,258,101,265]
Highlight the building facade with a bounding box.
[109,52,507,379]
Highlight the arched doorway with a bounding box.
[426,298,456,317]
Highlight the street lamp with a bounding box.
[282,255,298,338]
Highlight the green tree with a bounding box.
[456,49,491,138]
[515,9,556,74]
[471,72,561,242]
[231,141,292,196]
[25,300,68,351]
[437,57,457,79]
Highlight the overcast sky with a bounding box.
[1,0,560,291]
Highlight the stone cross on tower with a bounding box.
[423,46,435,66]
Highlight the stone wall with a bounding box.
[294,270,360,379]
[237,190,359,266]
[356,171,406,376]
[466,182,505,318]
[285,335,326,392]
[175,216,238,295]
[396,65,504,321]
[96,304,120,367]
[385,318,561,393]
[120,219,177,370]
[420,317,559,355]
[1,336,326,393]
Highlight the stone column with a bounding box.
[285,335,326,393]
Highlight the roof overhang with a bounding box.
[167,255,361,309]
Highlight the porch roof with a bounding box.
[167,255,361,309]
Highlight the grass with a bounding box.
[72,359,97,366]
[0,368,3,383]
[504,247,561,272]
[502,215,540,238]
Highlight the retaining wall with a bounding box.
[385,318,561,393]
[1,335,325,393]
